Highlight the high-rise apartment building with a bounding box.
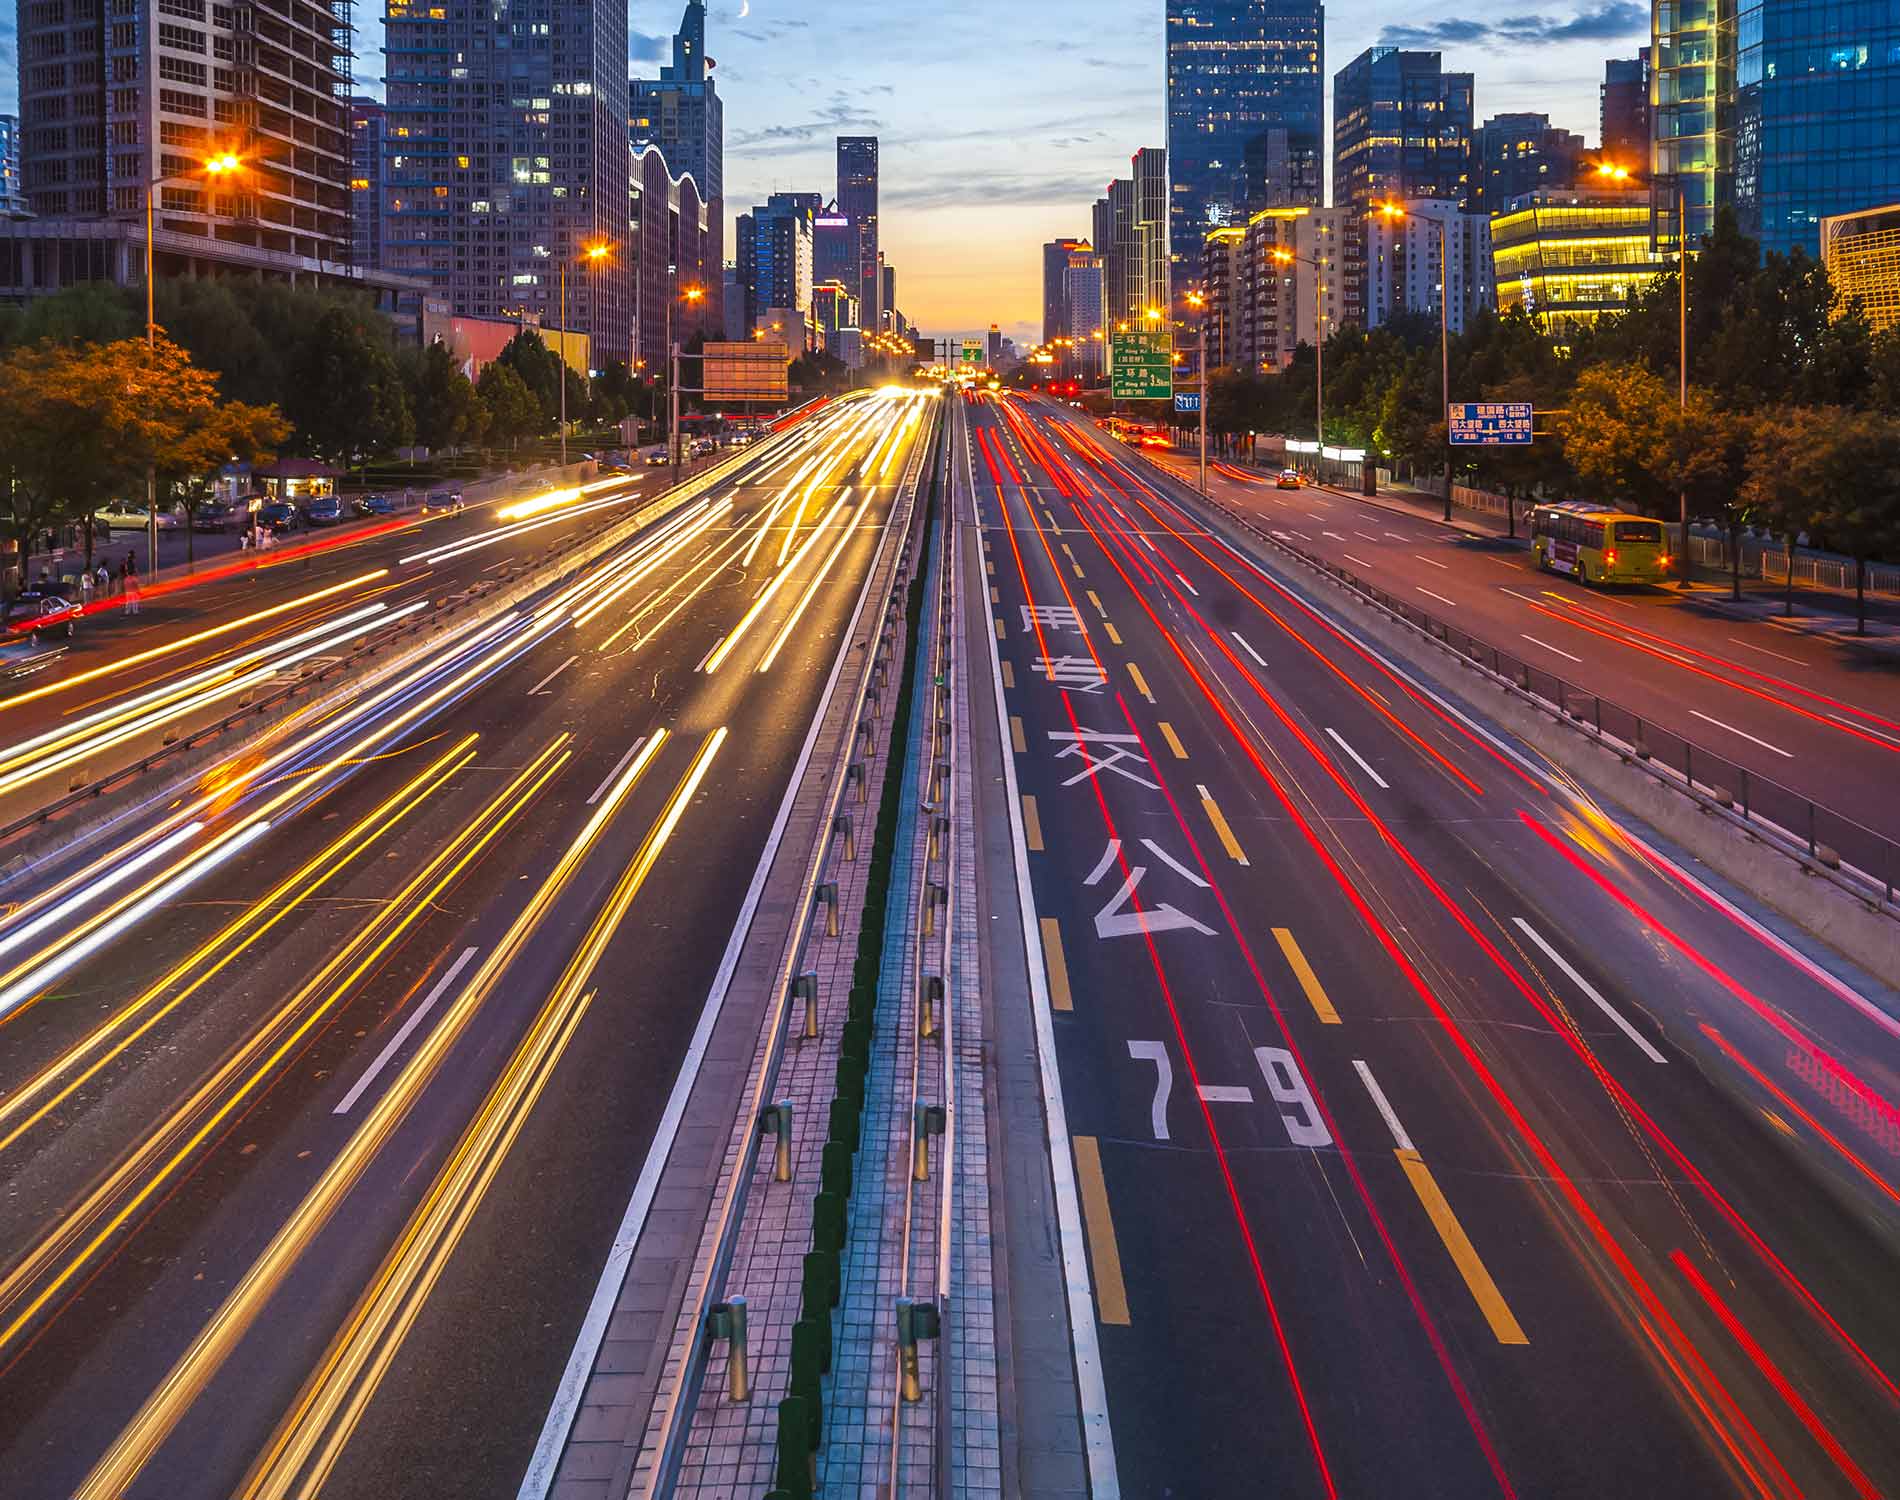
[838,136,879,330]
[349,97,386,269]
[1165,0,1325,294]
[1363,199,1495,334]
[0,116,22,217]
[1201,206,1362,377]
[1601,52,1650,165]
[17,0,351,258]
[1063,249,1106,372]
[630,0,723,205]
[737,193,815,332]
[1044,236,1089,342]
[630,142,719,372]
[1468,114,1583,217]
[382,0,631,362]
[1333,48,1474,213]
[814,206,856,291]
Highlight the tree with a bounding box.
[1739,406,1852,615]
[1806,411,1900,634]
[477,362,541,451]
[1668,394,1757,598]
[1555,362,1679,518]
[407,341,487,452]
[589,360,639,425]
[496,329,564,425]
[283,305,413,464]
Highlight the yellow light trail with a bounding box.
[701,494,850,674]
[0,570,389,715]
[75,729,671,1499]
[569,498,732,628]
[240,728,726,1500]
[595,501,783,653]
[0,736,478,1156]
[755,489,873,674]
[4,736,572,1379]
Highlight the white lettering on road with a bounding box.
[1255,1046,1332,1148]
[1127,1040,1173,1140]
[1050,729,1158,789]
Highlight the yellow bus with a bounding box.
[1530,501,1670,585]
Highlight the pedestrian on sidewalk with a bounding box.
[78,568,93,611]
[95,560,111,598]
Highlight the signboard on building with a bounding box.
[1449,402,1534,445]
[1109,330,1173,400]
[1173,391,1202,414]
[703,341,791,404]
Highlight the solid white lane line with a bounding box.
[334,947,481,1114]
[1690,709,1794,759]
[1175,572,1200,596]
[526,655,578,696]
[1414,554,1450,570]
[1418,587,1458,608]
[586,737,650,807]
[1521,634,1584,664]
[1728,636,1806,667]
[1233,632,1268,667]
[1198,1085,1254,1104]
[1353,1060,1414,1151]
[1325,727,1389,789]
[1343,554,1375,570]
[1511,919,1667,1063]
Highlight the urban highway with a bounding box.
[0,389,935,1499]
[965,392,1900,1498]
[1162,452,1900,882]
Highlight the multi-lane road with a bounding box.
[0,390,935,1498]
[962,393,1900,1497]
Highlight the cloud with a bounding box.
[886,171,1114,212]
[1378,2,1647,50]
[630,31,669,63]
[729,93,885,154]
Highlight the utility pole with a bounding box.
[670,340,682,485]
[1436,214,1452,524]
[1678,183,1690,587]
[558,258,568,470]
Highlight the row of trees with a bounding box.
[0,280,665,468]
[1190,210,1900,623]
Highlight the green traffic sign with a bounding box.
[1109,330,1172,400]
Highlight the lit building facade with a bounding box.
[630,0,723,205]
[1492,185,1664,338]
[630,142,720,374]
[1601,52,1650,165]
[736,192,814,334]
[1363,199,1494,334]
[1333,47,1474,213]
[382,0,632,364]
[1822,202,1900,334]
[1063,249,1106,372]
[1165,0,1324,293]
[350,97,385,269]
[1467,114,1583,217]
[838,136,879,330]
[1043,236,1089,342]
[1202,205,1362,376]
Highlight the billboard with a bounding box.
[703,341,791,403]
[1449,402,1534,445]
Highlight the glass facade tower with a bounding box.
[1333,48,1475,213]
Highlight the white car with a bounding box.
[96,503,180,532]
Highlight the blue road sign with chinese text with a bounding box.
[1174,392,1202,414]
[1449,402,1533,445]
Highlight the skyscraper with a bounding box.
[1600,52,1650,166]
[17,0,351,257]
[1134,147,1170,315]
[0,117,22,218]
[1333,48,1475,213]
[349,98,387,270]
[838,137,880,331]
[1468,114,1584,217]
[737,193,817,331]
[630,1,724,205]
[1166,0,1325,293]
[1063,250,1106,372]
[383,0,631,361]
[1044,237,1090,343]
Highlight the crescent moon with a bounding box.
[739,0,750,14]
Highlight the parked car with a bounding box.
[1276,467,1302,490]
[257,501,300,535]
[3,588,78,643]
[95,502,181,532]
[424,489,465,514]
[194,500,242,532]
[303,495,346,526]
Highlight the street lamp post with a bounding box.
[558,242,612,470]
[1184,291,1209,495]
[145,150,244,574]
[671,285,705,484]
[1270,244,1326,486]
[1376,202,1453,521]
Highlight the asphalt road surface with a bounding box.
[965,392,1900,1499]
[0,390,935,1499]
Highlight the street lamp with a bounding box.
[1183,290,1210,496]
[144,149,247,572]
[1375,201,1454,521]
[1595,160,1693,584]
[1270,243,1326,485]
[558,240,613,468]
[670,284,706,483]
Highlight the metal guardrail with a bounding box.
[1137,455,1900,917]
[636,397,941,1497]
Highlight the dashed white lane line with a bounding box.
[334,946,482,1114]
[1831,712,1900,747]
[526,654,579,696]
[1233,632,1268,667]
[1499,587,1542,605]
[1414,554,1450,571]
[1418,587,1458,608]
[1325,727,1389,789]
[1511,919,1667,1063]
[1343,554,1375,570]
[1353,1060,1414,1151]
[1690,709,1794,759]
[1728,636,1806,667]
[587,736,650,806]
[1521,634,1583,664]
[1355,531,1382,543]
